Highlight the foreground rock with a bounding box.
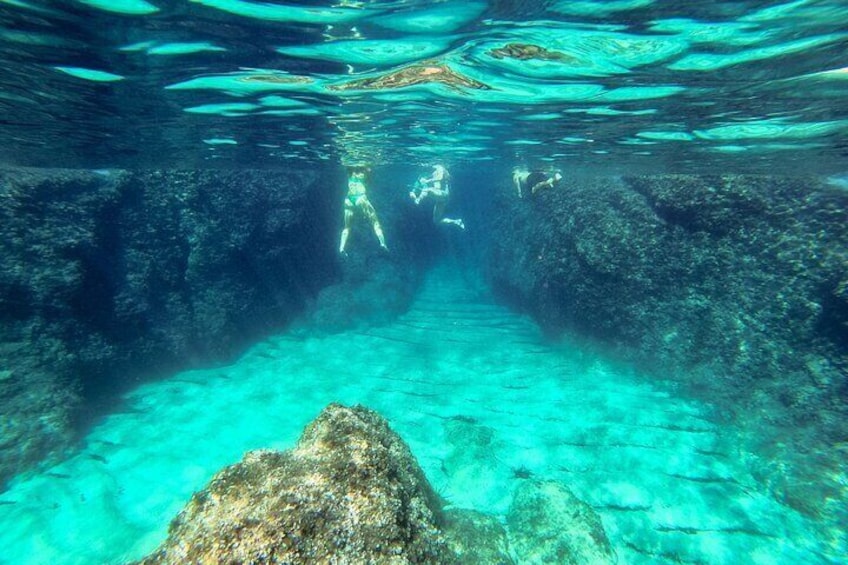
[136,404,458,564]
[442,509,515,565]
[135,404,614,564]
[508,481,616,565]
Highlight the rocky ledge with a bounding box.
[0,168,340,487]
[135,403,615,565]
[486,173,848,520]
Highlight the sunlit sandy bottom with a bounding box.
[0,267,836,564]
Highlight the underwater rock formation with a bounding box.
[488,174,847,405]
[507,480,616,564]
[442,509,515,565]
[486,173,848,518]
[0,165,444,486]
[135,403,609,565]
[135,404,467,564]
[0,167,338,487]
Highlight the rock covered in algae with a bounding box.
[0,167,339,487]
[507,480,616,564]
[134,403,458,564]
[442,508,515,565]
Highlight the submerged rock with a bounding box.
[487,172,848,544]
[134,404,458,564]
[488,174,848,383]
[136,404,615,565]
[442,508,515,565]
[134,403,605,565]
[507,480,616,565]
[0,167,338,487]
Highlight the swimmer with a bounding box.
[339,167,388,253]
[410,164,464,229]
[513,168,563,197]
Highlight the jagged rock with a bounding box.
[507,480,616,565]
[134,404,459,564]
[442,508,515,565]
[486,174,848,521]
[488,174,848,382]
[0,167,338,487]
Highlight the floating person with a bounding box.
[513,166,530,198]
[339,166,388,253]
[530,170,562,195]
[409,164,465,229]
[513,167,563,197]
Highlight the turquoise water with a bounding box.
[1,1,847,563]
[1,0,846,171]
[0,267,839,564]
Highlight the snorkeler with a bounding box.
[531,171,563,194]
[339,167,388,253]
[513,167,563,197]
[409,164,465,229]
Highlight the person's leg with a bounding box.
[361,199,388,250]
[339,206,353,253]
[414,188,432,205]
[531,177,552,195]
[432,198,445,224]
[441,215,464,229]
[433,195,464,229]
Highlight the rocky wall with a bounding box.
[0,167,340,487]
[486,174,848,512]
[489,174,847,403]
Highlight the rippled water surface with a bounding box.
[1,0,846,171]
